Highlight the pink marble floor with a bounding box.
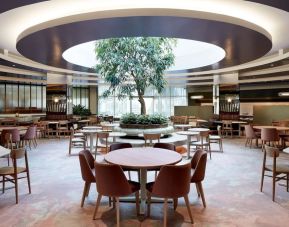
[0,137,289,226]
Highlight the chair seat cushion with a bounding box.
[0,167,26,175]
[175,146,187,154]
[74,133,85,137]
[265,164,289,173]
[191,141,209,146]
[128,180,140,192]
[72,138,85,142]
[209,135,221,140]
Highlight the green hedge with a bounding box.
[120,113,168,125]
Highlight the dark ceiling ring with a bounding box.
[16,16,272,74]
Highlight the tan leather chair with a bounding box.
[190,150,207,208]
[143,133,161,147]
[146,163,193,226]
[93,162,140,227]
[244,125,261,148]
[79,150,96,207]
[261,145,289,201]
[0,147,31,204]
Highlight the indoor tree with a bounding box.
[95,37,175,115]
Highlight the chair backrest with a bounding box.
[191,150,207,182]
[10,147,26,160]
[58,120,68,126]
[109,143,132,152]
[79,150,95,182]
[94,162,132,197]
[245,124,257,139]
[264,145,279,158]
[97,132,109,139]
[191,149,203,169]
[217,125,222,136]
[23,126,37,140]
[261,128,279,141]
[199,131,209,143]
[3,132,12,149]
[1,129,20,144]
[153,142,176,151]
[151,162,191,198]
[223,120,233,129]
[144,133,161,146]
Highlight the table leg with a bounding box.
[113,137,116,143]
[90,134,94,152]
[187,135,191,159]
[140,168,147,215]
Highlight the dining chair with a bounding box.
[222,120,233,138]
[93,162,140,227]
[109,143,138,181]
[143,133,161,147]
[190,150,208,208]
[191,130,211,159]
[57,120,70,137]
[95,132,109,157]
[1,129,21,149]
[261,145,289,201]
[244,124,261,148]
[153,142,176,151]
[209,125,223,152]
[0,147,31,204]
[20,125,37,149]
[69,128,86,155]
[261,128,279,152]
[146,162,194,226]
[79,150,96,207]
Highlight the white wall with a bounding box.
[240,102,289,115]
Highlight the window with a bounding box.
[72,87,90,108]
[98,86,187,116]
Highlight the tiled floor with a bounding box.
[0,136,289,226]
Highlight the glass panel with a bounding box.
[31,86,37,108]
[43,86,46,111]
[37,86,42,109]
[131,98,141,114]
[98,96,114,115]
[114,97,130,117]
[12,84,18,108]
[0,84,5,112]
[6,84,12,110]
[19,85,25,108]
[25,85,30,108]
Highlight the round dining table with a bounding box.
[176,131,200,159]
[0,145,10,157]
[80,129,102,151]
[82,126,102,130]
[188,127,210,132]
[104,147,182,214]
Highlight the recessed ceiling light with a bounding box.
[12,64,16,67]
[278,92,289,97]
[190,95,204,99]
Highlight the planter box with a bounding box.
[120,123,168,129]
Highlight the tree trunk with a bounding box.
[138,95,146,115]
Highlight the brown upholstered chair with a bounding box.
[109,143,138,181]
[69,128,86,155]
[95,132,109,157]
[153,142,176,151]
[1,129,21,149]
[261,128,279,152]
[0,147,31,204]
[79,150,96,207]
[143,133,161,147]
[191,131,211,159]
[93,162,140,226]
[146,163,194,225]
[260,145,289,201]
[244,124,261,148]
[190,150,207,208]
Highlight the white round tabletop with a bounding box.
[176,131,199,136]
[80,129,102,134]
[0,146,10,157]
[174,124,191,128]
[101,123,120,127]
[188,128,210,132]
[104,147,182,169]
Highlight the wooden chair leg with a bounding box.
[272,173,276,202]
[173,198,178,210]
[195,183,200,197]
[184,195,194,224]
[163,198,168,227]
[260,168,265,192]
[68,140,72,155]
[93,194,102,220]
[128,171,131,181]
[147,191,151,217]
[197,182,206,208]
[2,176,5,193]
[116,197,120,227]
[27,170,31,194]
[81,182,89,207]
[135,191,140,215]
[15,173,19,204]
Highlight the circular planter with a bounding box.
[115,125,174,136]
[120,123,168,129]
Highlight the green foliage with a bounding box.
[95,37,176,114]
[120,113,168,125]
[73,104,91,116]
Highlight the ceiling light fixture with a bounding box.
[278,92,289,97]
[190,95,204,99]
